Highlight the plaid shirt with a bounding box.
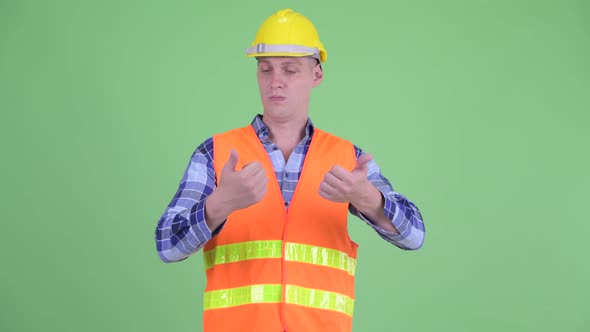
[156,115,425,262]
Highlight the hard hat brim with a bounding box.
[246,52,317,59]
[245,43,326,63]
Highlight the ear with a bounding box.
[312,64,324,87]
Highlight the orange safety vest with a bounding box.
[203,125,358,332]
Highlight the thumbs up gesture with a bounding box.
[216,149,268,212]
[205,149,268,231]
[318,154,373,204]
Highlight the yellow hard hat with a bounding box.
[245,9,327,63]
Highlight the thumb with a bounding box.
[223,149,239,173]
[354,153,372,171]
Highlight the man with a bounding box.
[155,8,425,332]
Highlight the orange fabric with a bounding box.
[203,304,283,332]
[204,125,357,332]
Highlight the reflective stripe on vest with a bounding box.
[204,284,354,316]
[204,240,357,275]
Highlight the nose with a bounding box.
[270,71,284,89]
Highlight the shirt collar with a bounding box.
[251,114,315,143]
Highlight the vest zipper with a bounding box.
[280,204,289,332]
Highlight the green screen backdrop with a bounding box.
[1,0,589,331]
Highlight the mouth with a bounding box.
[269,95,286,102]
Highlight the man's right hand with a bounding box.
[205,149,268,230]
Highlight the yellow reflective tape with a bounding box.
[286,285,354,316]
[203,284,354,316]
[203,240,282,269]
[203,284,281,310]
[204,241,356,276]
[285,243,357,275]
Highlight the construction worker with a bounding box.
[155,8,425,332]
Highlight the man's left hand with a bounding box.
[319,154,374,205]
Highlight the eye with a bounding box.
[259,67,272,73]
[285,68,298,75]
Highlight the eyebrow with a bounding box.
[258,60,303,66]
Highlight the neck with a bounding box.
[262,114,308,144]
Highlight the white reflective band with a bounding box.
[204,241,356,275]
[245,43,320,60]
[204,284,354,316]
[285,243,356,275]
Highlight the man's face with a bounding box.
[257,57,323,121]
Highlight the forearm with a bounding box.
[350,182,399,234]
[156,200,213,262]
[204,188,232,232]
[155,138,224,262]
[350,157,425,250]
[370,190,425,250]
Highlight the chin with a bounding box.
[264,104,287,113]
[263,107,293,119]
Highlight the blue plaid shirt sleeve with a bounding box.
[349,146,426,250]
[155,137,222,263]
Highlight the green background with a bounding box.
[1,0,589,331]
